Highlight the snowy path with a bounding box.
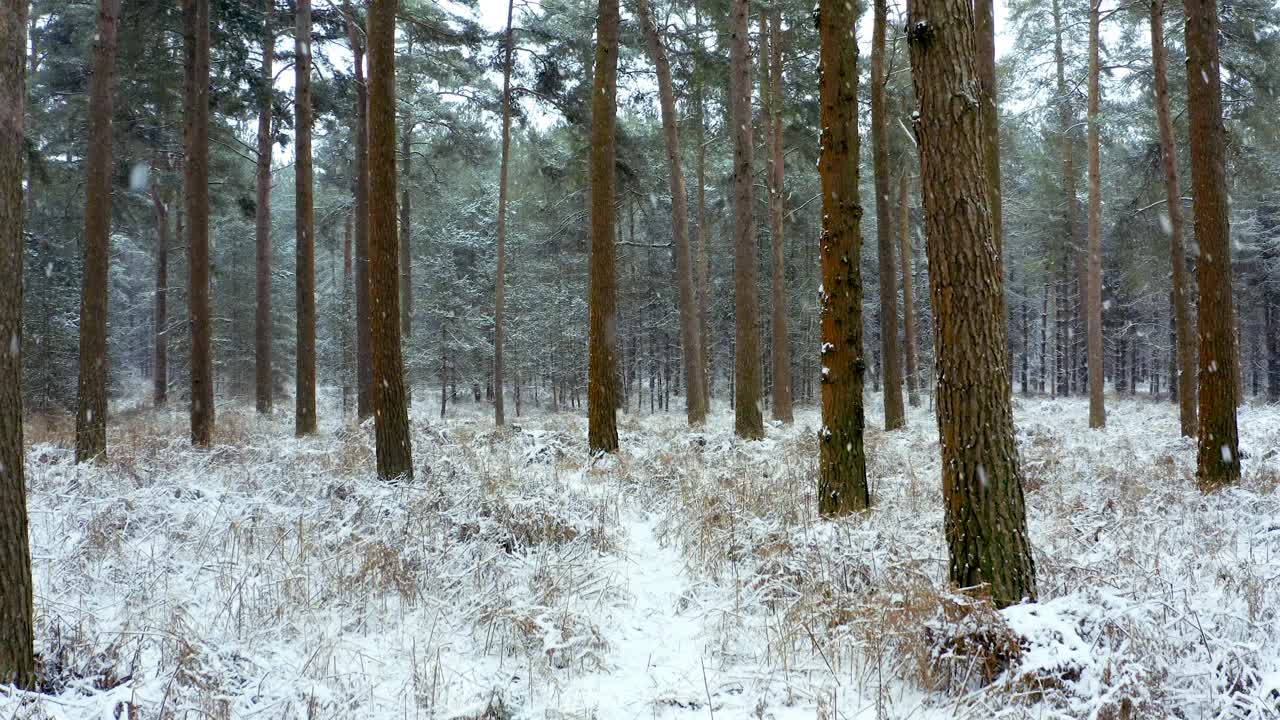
[546,513,724,718]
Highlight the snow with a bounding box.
[3,393,1278,718]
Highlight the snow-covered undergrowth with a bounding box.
[3,394,1278,719]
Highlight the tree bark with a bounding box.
[637,0,708,427]
[1185,0,1240,489]
[1086,0,1105,428]
[872,0,905,430]
[693,9,711,401]
[185,0,214,447]
[587,0,621,453]
[763,11,792,424]
[974,0,1002,256]
[401,115,413,406]
[343,214,353,412]
[345,1,374,421]
[730,0,763,439]
[151,182,169,408]
[899,168,919,407]
[907,0,1037,607]
[294,0,317,436]
[74,0,121,464]
[1150,0,1196,434]
[817,0,869,515]
[494,0,514,427]
[255,0,274,415]
[0,0,34,688]
[368,0,414,479]
[1052,0,1075,400]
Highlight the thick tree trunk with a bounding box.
[255,0,273,415]
[295,0,317,436]
[494,0,514,427]
[1086,0,1106,428]
[1151,0,1197,434]
[907,0,1037,607]
[368,0,414,479]
[587,0,621,453]
[0,0,34,688]
[637,0,708,427]
[74,0,120,464]
[872,0,904,430]
[899,168,919,407]
[730,0,763,439]
[817,0,869,515]
[694,31,712,402]
[151,184,169,407]
[762,11,792,424]
[345,2,374,421]
[185,0,214,447]
[1185,0,1240,489]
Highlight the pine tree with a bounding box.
[151,181,168,408]
[907,0,1037,606]
[254,0,274,415]
[368,0,414,480]
[817,0,870,515]
[494,0,515,427]
[871,0,904,431]
[1185,0,1240,489]
[730,0,763,440]
[637,0,708,427]
[899,167,920,407]
[1150,0,1196,437]
[763,11,792,424]
[345,0,374,422]
[74,0,121,463]
[0,0,35,688]
[185,0,214,448]
[295,0,317,436]
[587,0,621,453]
[1085,0,1105,429]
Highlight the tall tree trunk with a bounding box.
[294,0,317,436]
[763,11,792,424]
[899,168,920,407]
[817,0,869,515]
[693,10,711,402]
[345,2,374,421]
[343,214,353,413]
[1052,0,1075,400]
[400,116,413,405]
[0,0,34,688]
[74,0,120,464]
[368,0,414,479]
[254,0,274,415]
[494,0,514,427]
[974,0,1002,256]
[185,0,213,447]
[907,0,1037,607]
[872,0,905,430]
[587,0,621,453]
[1151,0,1196,435]
[637,0,708,426]
[151,183,169,407]
[1185,0,1239,489]
[730,0,763,439]
[1085,0,1105,428]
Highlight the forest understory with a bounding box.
[0,391,1277,720]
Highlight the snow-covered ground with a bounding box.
[3,393,1279,719]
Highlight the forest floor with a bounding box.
[3,391,1280,719]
